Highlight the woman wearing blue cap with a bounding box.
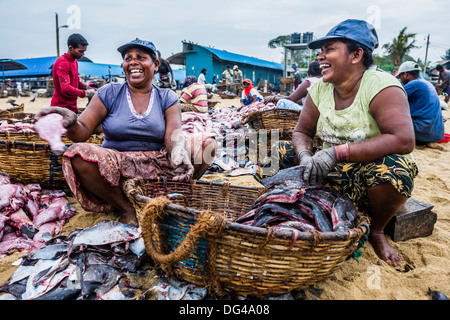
[36,38,217,225]
[257,19,418,266]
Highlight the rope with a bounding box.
[349,222,371,263]
[140,196,227,293]
[257,227,274,251]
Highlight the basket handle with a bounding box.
[140,196,226,269]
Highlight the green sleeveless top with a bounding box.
[308,69,406,149]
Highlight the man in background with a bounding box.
[233,65,243,83]
[157,50,174,88]
[51,33,95,113]
[292,63,302,89]
[397,61,444,148]
[198,68,213,92]
[436,64,450,104]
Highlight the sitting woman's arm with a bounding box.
[351,86,415,162]
[67,93,108,142]
[164,102,194,181]
[292,86,415,163]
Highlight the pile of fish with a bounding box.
[0,172,77,258]
[235,166,358,233]
[0,220,153,300]
[181,102,276,175]
[0,120,34,133]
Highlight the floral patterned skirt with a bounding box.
[254,141,419,214]
[62,132,216,213]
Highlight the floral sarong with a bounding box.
[254,141,418,214]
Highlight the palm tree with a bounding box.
[267,35,310,67]
[441,49,450,60]
[267,35,291,49]
[382,27,419,70]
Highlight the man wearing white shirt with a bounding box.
[198,68,213,92]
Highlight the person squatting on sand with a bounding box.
[255,19,418,266]
[396,61,445,148]
[36,38,217,225]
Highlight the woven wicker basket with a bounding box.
[124,177,369,297]
[0,129,103,188]
[207,100,220,108]
[0,103,25,116]
[279,77,294,84]
[247,128,293,164]
[0,112,34,122]
[219,93,236,99]
[241,108,300,131]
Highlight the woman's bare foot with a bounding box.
[369,230,403,266]
[119,206,138,225]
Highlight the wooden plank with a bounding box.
[385,198,437,242]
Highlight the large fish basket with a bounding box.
[247,128,293,165]
[219,93,236,99]
[241,108,300,131]
[0,112,35,122]
[0,103,25,116]
[124,177,369,297]
[0,128,103,189]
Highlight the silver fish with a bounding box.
[71,220,141,247]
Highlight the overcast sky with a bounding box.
[1,0,449,68]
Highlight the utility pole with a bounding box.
[55,13,68,57]
[56,13,60,57]
[423,34,430,79]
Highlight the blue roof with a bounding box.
[1,56,124,78]
[78,61,124,78]
[2,56,55,78]
[199,45,283,70]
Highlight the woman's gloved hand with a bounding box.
[299,148,338,186]
[170,144,194,182]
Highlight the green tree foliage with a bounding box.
[382,27,419,70]
[267,35,312,67]
[441,49,450,61]
[374,54,395,73]
[267,35,291,49]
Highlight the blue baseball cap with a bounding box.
[117,38,158,58]
[308,19,379,51]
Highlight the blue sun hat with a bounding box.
[117,38,158,58]
[308,19,379,51]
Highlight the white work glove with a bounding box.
[169,144,194,182]
[299,148,338,186]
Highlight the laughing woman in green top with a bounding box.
[257,20,418,266]
[296,19,418,266]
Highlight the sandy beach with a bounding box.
[0,93,449,300]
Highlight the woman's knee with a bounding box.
[70,155,99,177]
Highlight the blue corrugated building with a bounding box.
[1,56,124,79]
[168,41,283,85]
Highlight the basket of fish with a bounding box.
[124,174,369,297]
[241,108,300,131]
[219,91,236,99]
[0,114,103,189]
[0,103,25,116]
